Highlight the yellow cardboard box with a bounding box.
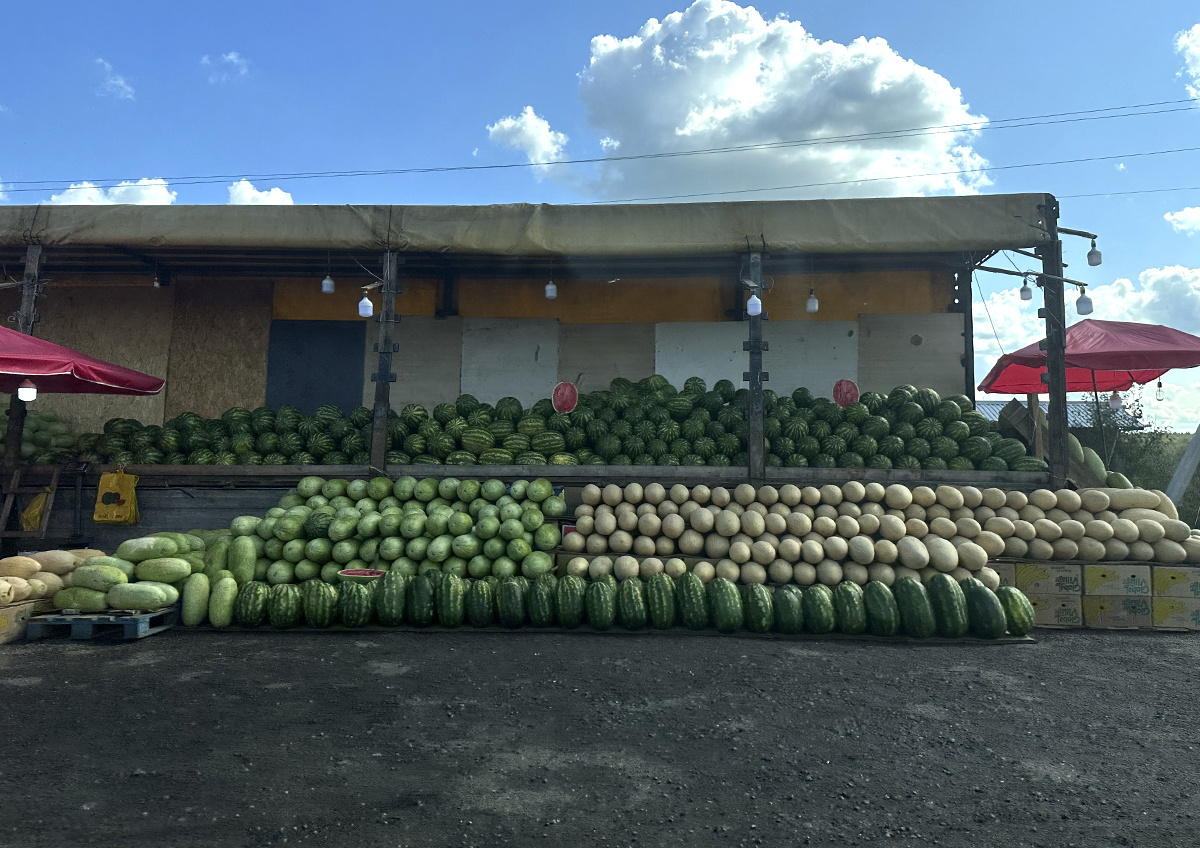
[1083,565,1152,597]
[1083,595,1153,629]
[0,601,37,645]
[1151,566,1200,598]
[991,562,1015,588]
[1026,593,1083,628]
[1010,563,1082,595]
[1152,597,1200,630]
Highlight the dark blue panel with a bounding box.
[266,320,366,416]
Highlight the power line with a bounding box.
[2,97,1195,195]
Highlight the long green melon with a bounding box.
[676,573,709,630]
[961,577,1008,639]
[585,580,616,630]
[743,583,774,633]
[302,580,338,628]
[832,581,867,634]
[527,575,557,627]
[497,578,527,627]
[406,574,436,627]
[181,573,211,626]
[268,584,303,629]
[893,578,936,638]
[646,573,676,630]
[436,574,465,627]
[555,575,586,628]
[996,586,1035,636]
[207,576,239,628]
[618,577,648,630]
[772,585,804,634]
[862,581,899,637]
[927,573,969,638]
[802,583,836,634]
[337,582,373,628]
[233,581,270,627]
[376,571,408,626]
[708,578,743,633]
[465,579,495,627]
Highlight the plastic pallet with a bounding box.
[25,607,178,641]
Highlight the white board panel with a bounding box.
[363,316,464,411]
[858,312,965,397]
[558,323,656,393]
[655,320,858,397]
[460,317,559,407]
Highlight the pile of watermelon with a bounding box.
[219,566,1035,640]
[1,408,80,464]
[70,378,1046,470]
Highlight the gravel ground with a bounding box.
[1,627,1196,848]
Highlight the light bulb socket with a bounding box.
[805,288,818,314]
[16,379,36,402]
[1108,391,1123,411]
[1076,291,1093,315]
[358,295,374,318]
[545,281,557,300]
[1087,239,1102,266]
[321,275,335,294]
[1019,283,1033,301]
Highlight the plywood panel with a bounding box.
[364,316,464,411]
[165,276,272,419]
[457,276,728,323]
[858,312,966,397]
[15,286,174,432]
[557,324,656,393]
[764,270,947,321]
[460,318,558,407]
[655,320,859,397]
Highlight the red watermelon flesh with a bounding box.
[832,379,860,407]
[552,381,578,413]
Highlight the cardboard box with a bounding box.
[1152,597,1200,631]
[1083,595,1153,629]
[0,601,38,645]
[1010,562,1082,595]
[991,562,1015,588]
[1026,593,1083,628]
[1151,566,1200,598]
[1083,565,1151,597]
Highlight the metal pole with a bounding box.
[741,252,768,483]
[369,251,400,469]
[956,268,976,404]
[1038,198,1069,488]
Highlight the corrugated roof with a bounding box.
[975,399,1143,430]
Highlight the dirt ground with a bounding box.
[1,627,1196,848]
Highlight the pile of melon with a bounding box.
[561,481,1198,589]
[0,549,103,606]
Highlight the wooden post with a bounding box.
[369,251,400,469]
[3,246,43,470]
[741,253,768,483]
[1039,197,1070,488]
[1026,393,1045,460]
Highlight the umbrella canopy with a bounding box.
[978,319,1200,394]
[0,325,164,395]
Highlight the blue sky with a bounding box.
[2,1,1199,424]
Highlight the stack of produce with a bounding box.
[561,481,1200,589]
[1,409,80,464]
[73,378,1049,471]
[47,534,207,613]
[0,549,101,606]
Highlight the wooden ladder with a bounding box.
[0,466,61,539]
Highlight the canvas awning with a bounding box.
[0,325,164,395]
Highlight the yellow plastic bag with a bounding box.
[93,470,140,525]
[20,489,50,532]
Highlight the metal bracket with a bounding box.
[373,342,399,353]
[743,340,769,352]
[370,373,398,383]
[743,371,770,382]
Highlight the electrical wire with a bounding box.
[974,277,1007,357]
[2,97,1196,194]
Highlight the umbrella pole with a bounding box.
[1091,372,1108,468]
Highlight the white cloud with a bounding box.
[1166,207,1200,235]
[96,58,134,100]
[486,106,569,178]
[201,52,250,83]
[490,0,988,200]
[227,179,293,205]
[1178,23,1200,98]
[975,264,1200,430]
[46,178,176,205]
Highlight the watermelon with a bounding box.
[407,574,436,627]
[646,573,676,630]
[862,581,900,637]
[497,579,527,627]
[927,573,969,638]
[435,574,465,627]
[772,586,804,634]
[708,578,744,633]
[337,582,373,628]
[466,579,495,627]
[996,586,1036,636]
[618,577,648,630]
[268,584,303,629]
[893,578,937,638]
[302,581,338,627]
[585,580,616,630]
[676,573,709,630]
[555,575,586,628]
[743,584,774,633]
[374,571,407,625]
[833,581,867,635]
[528,575,557,627]
[961,577,1008,639]
[233,581,270,627]
[802,584,836,634]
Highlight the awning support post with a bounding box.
[1037,198,1069,488]
[369,251,400,470]
[741,252,768,484]
[4,245,43,471]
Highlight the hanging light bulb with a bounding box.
[1019,275,1033,301]
[545,280,557,300]
[1087,238,1102,266]
[1075,286,1093,315]
[321,275,335,294]
[16,379,36,402]
[805,288,819,313]
[1108,390,1123,411]
[1156,380,1165,402]
[747,293,762,317]
[358,294,374,318]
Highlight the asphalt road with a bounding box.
[1,627,1195,848]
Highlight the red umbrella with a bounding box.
[978,319,1200,394]
[0,325,164,396]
